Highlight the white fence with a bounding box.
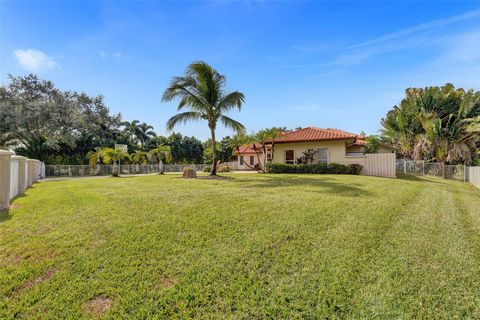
[467,166,480,188]
[0,151,42,210]
[364,153,396,178]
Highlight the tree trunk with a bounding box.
[253,145,262,173]
[159,160,164,174]
[262,145,267,173]
[210,128,217,175]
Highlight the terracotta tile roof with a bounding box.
[273,127,357,143]
[235,143,264,154]
[353,137,366,146]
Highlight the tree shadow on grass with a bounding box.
[238,175,371,197]
[0,209,11,222]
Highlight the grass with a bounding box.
[1,173,480,319]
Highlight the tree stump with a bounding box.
[182,167,197,179]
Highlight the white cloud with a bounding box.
[14,49,57,71]
[113,52,123,61]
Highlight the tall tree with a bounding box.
[135,122,157,148]
[162,61,245,175]
[381,84,480,164]
[0,74,121,164]
[121,120,140,145]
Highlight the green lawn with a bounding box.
[1,173,480,319]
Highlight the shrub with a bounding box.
[217,165,231,172]
[266,163,363,175]
[203,166,212,172]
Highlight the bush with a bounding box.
[217,165,231,172]
[265,162,363,175]
[203,166,212,172]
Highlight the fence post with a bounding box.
[442,163,445,179]
[0,150,13,210]
[26,159,35,187]
[404,159,406,174]
[422,161,425,176]
[464,166,467,182]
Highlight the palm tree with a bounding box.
[135,123,157,149]
[121,120,140,145]
[129,150,148,173]
[253,128,281,172]
[162,61,246,175]
[86,147,103,175]
[102,147,128,177]
[227,133,255,170]
[148,146,172,174]
[381,84,480,164]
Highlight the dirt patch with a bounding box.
[157,276,178,289]
[9,203,22,209]
[83,296,113,316]
[15,268,57,296]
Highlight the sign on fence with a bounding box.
[115,144,128,153]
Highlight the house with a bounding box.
[235,127,395,170]
[234,143,265,170]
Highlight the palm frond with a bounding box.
[220,115,246,134]
[166,111,203,131]
[217,91,245,113]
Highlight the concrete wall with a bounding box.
[0,150,41,211]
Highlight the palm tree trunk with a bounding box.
[253,145,262,172]
[262,145,267,173]
[159,160,164,174]
[210,128,217,175]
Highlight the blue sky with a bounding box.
[1,1,480,140]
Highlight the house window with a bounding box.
[267,153,272,162]
[285,150,295,164]
[314,148,328,164]
[249,156,254,165]
[240,156,244,165]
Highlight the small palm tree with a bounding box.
[129,150,148,173]
[102,148,128,177]
[148,146,172,174]
[162,61,245,175]
[86,147,103,175]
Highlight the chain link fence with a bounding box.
[396,160,466,181]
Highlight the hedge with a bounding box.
[266,162,363,175]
